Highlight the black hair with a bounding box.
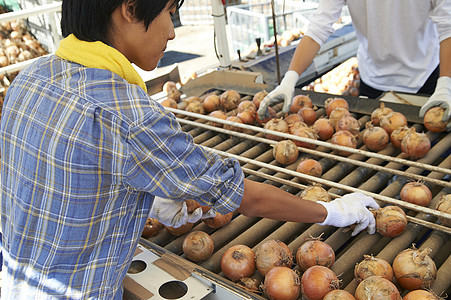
[61,0,183,44]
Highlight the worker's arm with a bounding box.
[439,37,451,77]
[288,36,321,77]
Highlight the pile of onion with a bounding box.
[312,118,334,140]
[263,266,300,300]
[202,210,233,228]
[203,94,221,113]
[297,107,317,126]
[436,194,451,227]
[380,111,408,135]
[301,265,340,300]
[423,106,447,133]
[296,238,335,271]
[141,218,164,238]
[323,290,356,300]
[255,239,293,276]
[182,231,214,262]
[290,94,313,113]
[354,276,401,300]
[264,118,289,141]
[273,140,299,165]
[336,115,361,135]
[403,289,443,300]
[325,97,349,116]
[363,122,389,152]
[371,102,393,126]
[291,127,318,149]
[300,183,331,202]
[220,90,241,111]
[296,158,322,178]
[221,244,256,282]
[392,247,437,291]
[252,90,268,109]
[329,107,351,128]
[331,130,357,156]
[375,205,407,237]
[400,181,432,207]
[401,128,431,160]
[390,125,410,149]
[354,255,393,282]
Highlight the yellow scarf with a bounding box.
[55,34,147,93]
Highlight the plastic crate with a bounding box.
[179,0,240,25]
[226,1,317,53]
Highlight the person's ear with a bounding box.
[120,0,136,23]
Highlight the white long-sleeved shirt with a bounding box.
[306,0,451,93]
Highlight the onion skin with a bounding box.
[331,130,357,156]
[291,94,313,113]
[436,194,451,227]
[264,118,289,141]
[393,247,437,291]
[300,184,331,202]
[202,211,233,228]
[297,107,317,126]
[390,126,410,149]
[264,266,300,300]
[161,98,178,109]
[403,289,442,300]
[237,110,256,125]
[325,97,349,116]
[375,205,407,237]
[284,113,304,126]
[323,290,356,300]
[329,107,351,128]
[208,110,227,127]
[296,158,322,178]
[313,118,334,140]
[237,100,257,114]
[288,121,308,134]
[224,116,244,132]
[203,94,221,113]
[273,140,299,165]
[253,90,268,109]
[221,245,256,282]
[301,265,340,300]
[255,240,293,276]
[291,127,317,149]
[296,239,335,271]
[380,111,408,136]
[401,128,431,160]
[363,123,389,152]
[371,102,393,126]
[354,276,401,300]
[220,90,241,111]
[182,231,214,262]
[165,222,194,236]
[141,218,164,238]
[423,106,447,133]
[354,255,393,282]
[336,116,361,135]
[400,181,432,207]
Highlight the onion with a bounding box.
[296,238,335,271]
[297,107,317,126]
[423,106,447,133]
[224,116,244,132]
[325,97,349,116]
[186,101,205,115]
[301,265,340,300]
[239,277,260,292]
[323,290,356,300]
[160,98,178,109]
[331,130,357,156]
[141,218,164,238]
[237,100,257,114]
[312,118,334,140]
[255,240,293,276]
[401,128,431,159]
[203,94,221,113]
[264,118,289,141]
[403,289,443,300]
[165,85,181,101]
[273,140,299,165]
[182,231,214,262]
[375,205,407,237]
[237,110,256,125]
[296,158,322,177]
[392,247,437,291]
[290,94,313,113]
[436,194,451,227]
[163,80,178,93]
[185,199,201,213]
[221,244,256,282]
[208,110,227,127]
[202,211,233,228]
[253,90,268,109]
[336,115,361,135]
[354,255,393,282]
[184,96,202,105]
[380,111,408,136]
[354,276,401,300]
[363,123,389,152]
[371,102,393,126]
[220,90,241,111]
[400,181,432,207]
[256,107,276,125]
[300,184,331,202]
[291,127,318,149]
[390,126,410,149]
[284,113,304,126]
[329,107,351,128]
[263,266,300,300]
[165,222,194,236]
[288,121,308,134]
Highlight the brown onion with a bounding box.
[325,97,349,116]
[371,102,393,126]
[165,222,194,236]
[289,121,308,134]
[237,110,256,125]
[182,231,214,262]
[301,266,340,300]
[221,245,256,282]
[290,94,313,113]
[296,238,335,271]
[403,289,443,300]
[239,277,260,292]
[296,158,322,177]
[224,116,244,133]
[256,106,276,125]
[297,107,317,126]
[436,194,451,227]
[208,110,227,127]
[363,123,389,152]
[237,100,257,114]
[329,107,351,128]
[336,115,361,135]
[380,111,408,136]
[263,266,300,300]
[375,205,407,237]
[291,127,318,149]
[186,101,205,115]
[300,183,331,202]
[273,140,299,165]
[255,240,293,276]
[312,118,334,140]
[220,90,241,111]
[160,98,178,109]
[331,130,357,156]
[393,247,437,291]
[202,211,233,228]
[401,128,431,159]
[184,96,202,105]
[264,118,289,141]
[252,90,268,109]
[354,276,401,300]
[141,218,164,238]
[323,290,356,300]
[390,126,410,149]
[400,181,432,207]
[423,106,447,133]
[185,199,201,213]
[284,113,304,126]
[354,255,393,282]
[163,81,181,102]
[203,94,221,113]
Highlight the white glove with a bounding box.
[316,192,380,236]
[149,197,216,228]
[419,76,451,130]
[257,70,300,120]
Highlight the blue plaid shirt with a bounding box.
[0,55,244,299]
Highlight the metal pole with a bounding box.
[211,0,231,69]
[270,0,281,84]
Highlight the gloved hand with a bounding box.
[419,76,451,130]
[257,70,300,120]
[316,192,380,236]
[149,197,216,228]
